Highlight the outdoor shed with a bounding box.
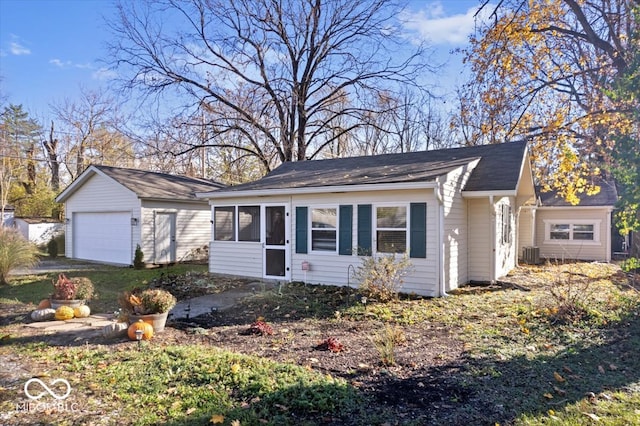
[56,165,224,266]
[519,180,617,263]
[198,141,538,297]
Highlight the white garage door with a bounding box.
[73,212,132,264]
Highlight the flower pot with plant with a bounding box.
[50,273,94,309]
[118,288,177,332]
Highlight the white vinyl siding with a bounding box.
[292,190,439,296]
[440,162,476,289]
[467,198,492,282]
[140,201,212,264]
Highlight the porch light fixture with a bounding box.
[131,218,139,226]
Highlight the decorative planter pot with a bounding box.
[128,311,169,333]
[50,299,84,310]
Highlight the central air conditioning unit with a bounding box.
[522,246,540,264]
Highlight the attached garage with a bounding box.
[73,212,132,264]
[56,165,224,266]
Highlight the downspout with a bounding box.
[435,181,448,297]
[489,195,496,283]
[606,207,613,262]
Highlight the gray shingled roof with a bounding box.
[92,165,225,201]
[212,141,529,194]
[537,179,618,207]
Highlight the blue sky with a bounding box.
[0,0,488,123]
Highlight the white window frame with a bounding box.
[238,205,261,242]
[213,205,261,242]
[213,206,235,241]
[543,219,600,245]
[309,206,338,254]
[374,203,409,254]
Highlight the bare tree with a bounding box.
[108,0,433,172]
[52,89,133,180]
[42,121,60,192]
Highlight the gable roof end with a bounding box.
[56,165,225,203]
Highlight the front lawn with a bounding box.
[0,261,638,425]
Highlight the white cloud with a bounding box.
[10,41,30,55]
[92,67,117,80]
[401,1,495,45]
[49,58,70,68]
[50,59,95,70]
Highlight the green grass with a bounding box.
[0,261,208,312]
[1,343,363,426]
[1,261,639,425]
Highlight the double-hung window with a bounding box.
[375,206,407,254]
[311,208,337,252]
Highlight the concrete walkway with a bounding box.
[171,281,273,319]
[23,314,115,338]
[22,280,273,336]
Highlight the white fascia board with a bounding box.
[462,190,516,198]
[536,205,615,212]
[140,197,209,205]
[197,181,438,200]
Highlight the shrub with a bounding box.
[544,266,596,323]
[72,277,95,301]
[119,288,177,314]
[0,227,39,285]
[352,253,413,302]
[370,323,406,366]
[133,244,145,269]
[47,238,58,258]
[621,257,640,273]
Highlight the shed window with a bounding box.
[311,208,337,252]
[375,206,407,253]
[545,220,599,243]
[214,206,235,241]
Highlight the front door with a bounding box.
[264,205,289,279]
[155,212,176,264]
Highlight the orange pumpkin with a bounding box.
[128,319,154,340]
[37,299,51,309]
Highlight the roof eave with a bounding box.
[197,181,438,200]
[536,205,615,211]
[462,190,517,198]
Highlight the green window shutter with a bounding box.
[295,207,308,254]
[410,203,427,258]
[357,204,372,256]
[338,205,353,255]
